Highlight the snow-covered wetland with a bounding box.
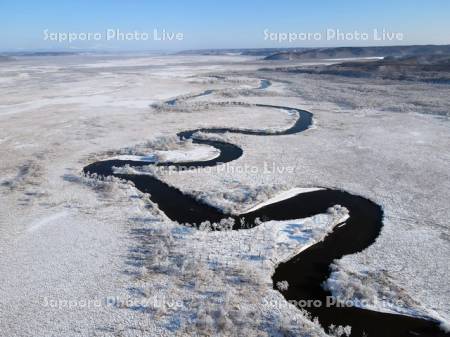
[0,54,449,337]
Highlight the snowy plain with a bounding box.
[0,53,449,336]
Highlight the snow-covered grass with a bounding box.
[0,53,449,336]
[155,66,450,327]
[111,143,220,163]
[118,201,348,336]
[273,71,450,117]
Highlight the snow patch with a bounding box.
[111,143,220,163]
[243,187,323,213]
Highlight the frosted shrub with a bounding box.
[216,217,235,231]
[199,221,212,232]
[113,164,136,175]
[190,130,230,143]
[192,184,287,215]
[327,205,349,219]
[80,172,127,196]
[118,135,184,157]
[198,218,235,231]
[276,280,289,292]
[146,135,184,151]
[328,324,352,337]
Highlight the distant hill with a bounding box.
[0,55,14,62]
[264,45,450,60]
[264,54,450,83]
[14,51,80,57]
[177,48,307,57]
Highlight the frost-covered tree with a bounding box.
[276,280,289,291]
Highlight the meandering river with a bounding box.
[84,79,446,337]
